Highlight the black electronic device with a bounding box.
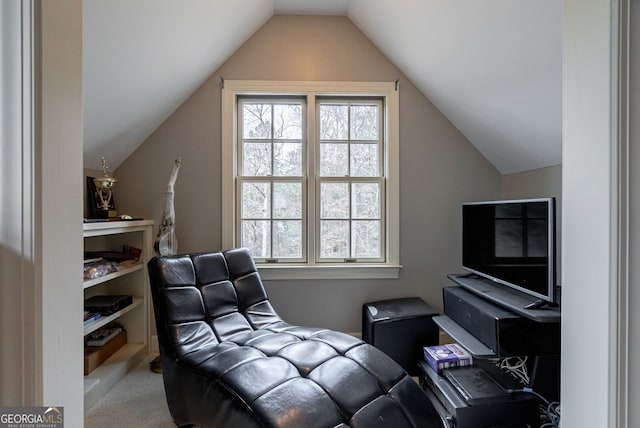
[442,365,510,406]
[419,361,539,428]
[443,286,560,356]
[447,273,561,323]
[84,295,133,315]
[362,297,439,375]
[462,197,557,304]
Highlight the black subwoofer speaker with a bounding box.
[362,297,439,375]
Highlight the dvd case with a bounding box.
[423,343,473,374]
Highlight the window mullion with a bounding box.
[269,180,275,260]
[347,102,352,259]
[307,93,317,264]
[348,181,354,260]
[347,101,352,178]
[270,105,275,177]
[269,106,275,259]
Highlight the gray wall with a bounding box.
[0,0,83,423]
[115,15,502,332]
[502,164,562,283]
[629,1,639,424]
[502,164,561,201]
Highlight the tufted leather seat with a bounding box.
[148,248,444,428]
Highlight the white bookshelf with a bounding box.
[83,220,153,410]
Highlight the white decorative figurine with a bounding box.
[154,157,182,256]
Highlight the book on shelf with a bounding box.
[86,325,123,347]
[83,311,101,326]
[84,329,127,375]
[423,343,473,374]
[84,244,142,264]
[83,217,143,223]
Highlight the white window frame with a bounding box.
[237,96,308,263]
[222,80,400,280]
[315,97,386,263]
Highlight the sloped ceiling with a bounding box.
[83,0,562,175]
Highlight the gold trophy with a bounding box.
[93,157,118,217]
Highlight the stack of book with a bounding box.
[423,343,473,374]
[84,310,101,326]
[84,325,127,375]
[86,325,122,347]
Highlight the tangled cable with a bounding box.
[540,400,561,428]
[499,356,530,385]
[497,356,560,428]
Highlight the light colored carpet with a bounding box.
[85,354,175,427]
[85,352,423,427]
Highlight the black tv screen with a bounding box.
[462,198,556,303]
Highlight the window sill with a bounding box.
[256,264,402,280]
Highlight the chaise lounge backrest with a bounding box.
[148,248,444,428]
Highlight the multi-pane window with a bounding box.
[239,99,305,260]
[317,100,384,261]
[223,80,399,279]
[238,97,384,263]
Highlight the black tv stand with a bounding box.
[447,274,560,323]
[420,274,561,427]
[419,361,539,428]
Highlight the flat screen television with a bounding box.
[462,197,556,304]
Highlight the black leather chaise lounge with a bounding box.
[148,248,444,428]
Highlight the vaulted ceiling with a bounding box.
[83,0,561,175]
